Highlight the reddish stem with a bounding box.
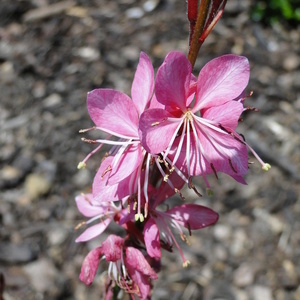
[187,0,198,46]
[187,0,211,67]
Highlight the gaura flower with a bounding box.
[142,176,219,266]
[139,51,270,192]
[80,52,191,222]
[74,193,123,242]
[80,234,157,300]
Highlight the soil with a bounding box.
[0,0,299,299]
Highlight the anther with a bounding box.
[229,159,237,173]
[101,165,112,178]
[81,137,98,144]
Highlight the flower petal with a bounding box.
[167,204,219,230]
[101,234,124,262]
[131,52,154,116]
[201,100,243,130]
[193,55,250,111]
[139,108,181,154]
[170,130,248,180]
[155,51,192,111]
[92,156,130,202]
[79,247,102,285]
[108,144,143,185]
[125,247,157,279]
[144,218,161,258]
[194,124,249,177]
[75,194,106,217]
[75,218,111,242]
[87,89,139,137]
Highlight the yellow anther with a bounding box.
[135,213,144,222]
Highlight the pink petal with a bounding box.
[125,247,157,279]
[193,55,250,111]
[131,52,154,116]
[194,124,249,177]
[92,156,130,202]
[87,89,139,137]
[170,130,248,179]
[149,93,165,109]
[201,100,243,130]
[75,218,111,242]
[155,51,192,111]
[101,234,124,262]
[167,204,219,230]
[139,108,181,154]
[79,247,102,285]
[75,194,107,217]
[144,218,161,258]
[151,171,185,208]
[129,271,152,300]
[107,144,143,185]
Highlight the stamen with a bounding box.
[81,137,98,144]
[186,118,191,177]
[246,144,271,171]
[187,177,202,197]
[77,161,86,169]
[228,158,237,173]
[79,126,96,133]
[101,165,112,178]
[171,118,187,166]
[210,163,218,179]
[163,117,184,159]
[151,121,160,126]
[74,221,86,230]
[143,154,151,206]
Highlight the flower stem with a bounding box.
[188,0,211,67]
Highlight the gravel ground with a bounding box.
[0,0,299,299]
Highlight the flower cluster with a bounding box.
[75,51,270,299]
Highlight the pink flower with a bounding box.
[80,234,157,300]
[78,52,181,222]
[75,193,122,242]
[139,51,252,190]
[143,178,219,265]
[78,52,154,183]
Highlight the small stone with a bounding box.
[125,7,144,19]
[74,47,100,62]
[0,242,38,264]
[281,259,298,289]
[72,168,92,188]
[233,263,255,287]
[213,224,232,242]
[43,93,62,108]
[0,166,22,188]
[253,208,284,234]
[283,54,300,71]
[24,173,51,201]
[230,229,248,257]
[47,227,68,246]
[143,0,159,12]
[23,258,58,293]
[251,285,273,300]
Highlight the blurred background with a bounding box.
[0,0,299,299]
